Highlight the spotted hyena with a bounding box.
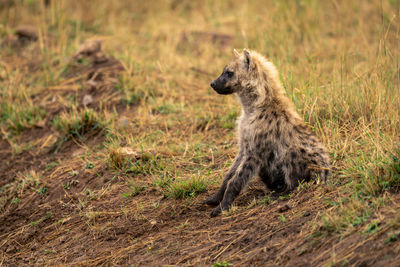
[205,49,330,217]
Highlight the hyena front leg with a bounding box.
[210,157,257,217]
[205,150,244,206]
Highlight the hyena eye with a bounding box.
[226,71,234,78]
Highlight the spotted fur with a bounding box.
[206,49,330,217]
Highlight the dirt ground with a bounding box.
[1,139,399,266]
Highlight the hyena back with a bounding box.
[206,49,330,217]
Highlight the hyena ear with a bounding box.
[233,49,240,58]
[243,49,251,71]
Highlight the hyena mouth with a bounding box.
[214,86,234,95]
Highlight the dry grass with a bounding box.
[0,0,399,266]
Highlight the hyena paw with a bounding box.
[204,195,221,206]
[210,206,222,217]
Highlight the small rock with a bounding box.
[15,25,38,41]
[150,219,157,225]
[120,147,137,156]
[74,40,102,58]
[82,94,93,106]
[34,120,46,128]
[278,204,291,213]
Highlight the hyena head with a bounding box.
[210,49,256,95]
[211,49,284,107]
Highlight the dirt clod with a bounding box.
[15,25,38,41]
[82,94,93,106]
[74,39,102,58]
[278,204,291,213]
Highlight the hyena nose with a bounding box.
[210,81,216,88]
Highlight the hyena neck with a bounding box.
[236,82,276,115]
[236,88,259,115]
[237,85,300,122]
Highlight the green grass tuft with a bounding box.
[52,108,107,139]
[166,176,209,199]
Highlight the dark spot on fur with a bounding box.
[291,151,297,159]
[285,162,291,169]
[301,162,308,171]
[300,148,306,154]
[283,112,289,122]
[268,117,274,124]
[275,128,281,139]
[245,164,254,172]
[267,151,275,163]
